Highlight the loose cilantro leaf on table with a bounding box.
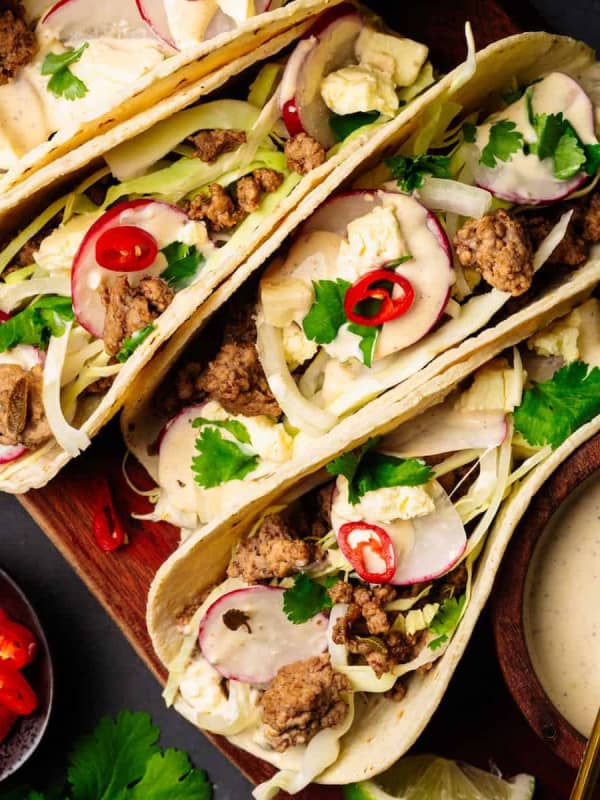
[385,154,452,192]
[116,324,155,363]
[330,111,380,142]
[0,710,212,800]
[514,361,600,449]
[41,43,89,100]
[302,279,350,344]
[327,437,433,505]
[428,594,466,651]
[283,574,337,624]
[192,416,251,444]
[160,242,205,291]
[479,120,523,168]
[192,427,258,489]
[0,295,74,353]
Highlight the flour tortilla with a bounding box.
[0,0,344,211]
[146,321,600,784]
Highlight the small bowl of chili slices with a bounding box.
[0,569,53,780]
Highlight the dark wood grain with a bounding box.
[15,1,580,797]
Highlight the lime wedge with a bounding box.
[344,755,535,800]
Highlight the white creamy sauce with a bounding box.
[524,473,600,737]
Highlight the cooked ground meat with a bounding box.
[584,192,600,242]
[526,213,588,266]
[227,512,323,583]
[254,167,284,193]
[0,2,36,85]
[0,363,51,448]
[454,209,534,296]
[236,169,283,214]
[2,230,46,278]
[435,562,468,601]
[187,184,243,232]
[285,133,326,175]
[102,275,173,356]
[261,654,350,751]
[190,129,247,163]
[330,581,425,677]
[85,375,115,395]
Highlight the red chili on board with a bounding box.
[344,269,414,327]
[0,703,18,743]
[0,610,37,670]
[95,225,158,272]
[0,663,38,715]
[337,522,396,584]
[92,480,128,553]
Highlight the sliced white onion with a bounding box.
[42,324,91,457]
[256,311,337,435]
[449,22,476,94]
[327,603,349,668]
[416,177,492,218]
[382,402,507,457]
[454,448,498,524]
[533,210,573,272]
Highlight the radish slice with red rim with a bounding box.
[0,443,28,465]
[198,585,328,684]
[42,0,147,39]
[71,199,199,338]
[279,4,362,149]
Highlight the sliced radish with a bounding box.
[71,199,193,337]
[297,190,453,360]
[158,403,205,514]
[0,443,28,465]
[137,0,218,49]
[473,72,597,204]
[198,586,328,684]
[382,402,508,457]
[279,3,362,149]
[41,0,147,39]
[0,345,45,465]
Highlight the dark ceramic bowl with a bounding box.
[491,433,600,769]
[0,569,53,780]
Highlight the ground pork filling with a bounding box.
[0,2,37,86]
[0,363,50,448]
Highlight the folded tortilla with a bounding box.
[0,0,344,211]
[147,296,600,790]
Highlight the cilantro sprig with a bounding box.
[0,296,74,353]
[192,416,251,443]
[117,324,155,363]
[330,111,380,142]
[192,426,258,489]
[428,594,466,651]
[160,242,205,291]
[283,574,338,624]
[514,361,600,449]
[385,154,452,192]
[327,437,434,505]
[41,43,89,101]
[479,120,523,168]
[0,710,212,800]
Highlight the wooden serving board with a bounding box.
[17,2,585,798]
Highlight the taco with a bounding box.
[147,296,600,798]
[0,4,440,492]
[122,30,600,533]
[0,0,349,203]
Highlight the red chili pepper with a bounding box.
[95,225,158,272]
[337,522,396,584]
[344,269,414,327]
[0,610,37,670]
[0,703,18,743]
[0,311,9,323]
[92,479,128,552]
[0,663,37,715]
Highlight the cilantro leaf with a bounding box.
[553,127,586,180]
[192,427,258,489]
[0,295,74,353]
[347,322,379,367]
[302,279,350,344]
[529,111,588,180]
[67,710,160,800]
[192,416,251,444]
[514,361,600,449]
[462,122,476,143]
[160,242,205,291]
[327,437,433,504]
[116,324,155,363]
[385,154,452,192]
[530,112,566,161]
[41,44,89,101]
[283,574,334,624]
[428,594,466,650]
[584,143,600,176]
[128,750,211,800]
[479,120,523,168]
[330,111,380,142]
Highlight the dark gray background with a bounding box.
[1,2,599,797]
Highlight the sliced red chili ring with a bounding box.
[344,268,414,327]
[0,663,38,716]
[337,521,396,584]
[0,610,37,670]
[92,479,128,553]
[95,225,158,272]
[0,703,18,743]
